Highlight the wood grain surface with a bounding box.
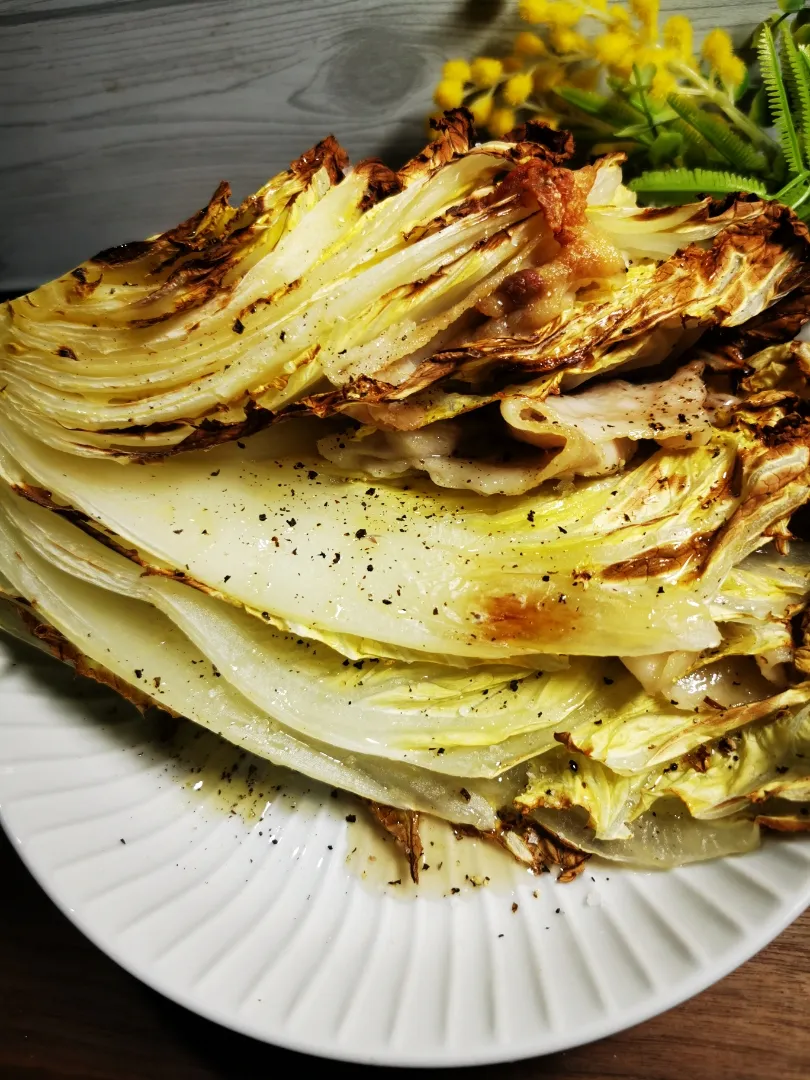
[1,824,808,1079]
[0,0,769,292]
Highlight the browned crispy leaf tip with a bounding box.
[366,802,423,883]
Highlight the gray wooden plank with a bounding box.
[0,0,771,291]
[0,1,194,21]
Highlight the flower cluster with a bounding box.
[432,0,748,141]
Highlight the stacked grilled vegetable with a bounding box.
[2,112,810,879]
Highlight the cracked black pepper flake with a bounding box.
[345,814,357,823]
[232,318,245,334]
[355,528,367,539]
[459,787,471,801]
[259,513,267,521]
[134,669,143,679]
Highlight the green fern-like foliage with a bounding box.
[669,118,718,161]
[667,94,768,174]
[759,22,804,175]
[784,30,810,166]
[629,168,769,198]
[521,10,810,209]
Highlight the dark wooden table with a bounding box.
[1,829,807,1079]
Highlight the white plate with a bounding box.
[1,633,809,1067]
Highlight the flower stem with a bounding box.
[673,61,776,152]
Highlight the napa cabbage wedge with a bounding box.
[0,416,733,660]
[3,113,810,873]
[0,497,795,865]
[2,462,809,863]
[619,546,810,705]
[650,700,810,819]
[529,803,762,867]
[1,394,807,662]
[6,111,807,461]
[296,199,810,425]
[517,692,810,836]
[709,545,810,624]
[0,115,597,457]
[0,479,596,774]
[5,481,802,786]
[517,749,650,840]
[0,507,504,830]
[559,681,810,776]
[0,597,36,649]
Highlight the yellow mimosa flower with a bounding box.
[434,79,466,110]
[489,106,517,137]
[514,30,547,56]
[662,15,693,62]
[469,94,494,125]
[442,59,472,83]
[650,66,677,101]
[545,2,583,28]
[470,56,504,88]
[551,27,587,54]
[503,71,535,106]
[519,0,549,23]
[630,0,658,42]
[593,30,635,67]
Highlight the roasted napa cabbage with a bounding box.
[2,111,810,879]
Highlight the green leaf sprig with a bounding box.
[434,2,810,211]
